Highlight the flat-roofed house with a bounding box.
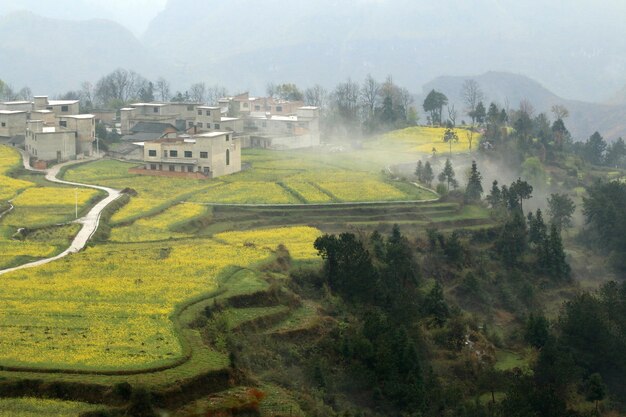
[245,106,320,149]
[57,114,95,155]
[140,131,241,179]
[33,96,80,117]
[120,102,203,134]
[25,120,76,162]
[0,110,28,139]
[194,106,244,133]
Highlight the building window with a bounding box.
[254,105,260,111]
[198,110,202,115]
[198,123,203,128]
[184,151,192,158]
[46,106,53,110]
[170,150,178,157]
[276,106,283,112]
[150,164,157,170]
[153,107,159,113]
[187,166,193,173]
[61,106,69,112]
[243,103,249,108]
[59,121,67,128]
[164,150,168,157]
[226,149,230,166]
[204,167,210,175]
[148,150,157,157]
[215,123,220,129]
[188,122,193,127]
[206,110,211,116]
[1,122,5,127]
[169,165,176,172]
[200,152,208,159]
[187,105,194,111]
[262,121,267,128]
[226,135,230,142]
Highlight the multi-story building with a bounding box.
[57,114,96,155]
[0,110,28,138]
[139,131,241,179]
[120,102,203,134]
[244,106,320,149]
[33,96,80,117]
[24,120,77,162]
[194,106,244,133]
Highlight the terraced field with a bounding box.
[0,398,103,417]
[379,126,480,154]
[0,226,321,371]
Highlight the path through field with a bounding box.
[0,152,121,276]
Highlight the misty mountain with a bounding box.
[144,0,626,102]
[423,72,626,141]
[0,12,165,94]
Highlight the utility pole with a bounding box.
[75,188,78,219]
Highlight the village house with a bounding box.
[0,110,28,139]
[33,96,80,117]
[120,102,203,134]
[138,131,241,179]
[244,106,320,149]
[24,120,77,162]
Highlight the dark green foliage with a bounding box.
[438,158,457,191]
[524,313,550,348]
[583,181,626,273]
[423,281,450,326]
[605,137,626,167]
[546,224,570,281]
[127,387,157,417]
[581,131,607,166]
[496,211,527,267]
[471,101,486,125]
[423,89,448,125]
[527,209,547,246]
[584,373,606,412]
[443,127,459,156]
[423,161,434,187]
[486,180,502,210]
[415,160,424,180]
[547,193,576,230]
[509,178,533,212]
[464,160,483,203]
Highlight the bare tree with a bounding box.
[206,85,228,105]
[447,104,458,127]
[189,82,207,103]
[360,74,380,120]
[18,87,32,101]
[266,82,277,98]
[465,129,475,153]
[94,68,148,107]
[332,78,360,123]
[461,79,484,125]
[304,84,328,109]
[155,77,171,102]
[551,104,569,121]
[519,99,535,118]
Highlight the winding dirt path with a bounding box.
[0,152,121,276]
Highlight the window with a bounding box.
[164,150,168,157]
[148,150,157,157]
[225,135,230,142]
[61,106,69,112]
[198,110,202,115]
[187,166,193,173]
[276,106,283,112]
[198,123,203,128]
[215,124,220,129]
[184,151,192,158]
[226,149,230,166]
[187,105,194,111]
[262,121,267,128]
[150,164,157,170]
[206,110,211,116]
[200,152,208,158]
[59,121,67,128]
[254,105,260,111]
[188,122,193,127]
[243,103,249,108]
[46,106,53,110]
[170,150,178,157]
[1,122,5,127]
[169,165,176,172]
[203,167,210,175]
[153,107,159,113]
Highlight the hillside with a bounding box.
[0,12,164,94]
[423,72,626,141]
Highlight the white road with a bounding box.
[0,152,121,276]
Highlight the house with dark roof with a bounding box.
[121,122,179,142]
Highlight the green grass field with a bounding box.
[0,398,102,417]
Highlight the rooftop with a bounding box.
[198,106,221,110]
[60,114,95,119]
[1,101,31,105]
[48,100,79,106]
[130,102,168,107]
[195,131,230,138]
[0,110,26,115]
[221,117,240,122]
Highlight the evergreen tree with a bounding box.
[423,281,449,326]
[510,178,533,212]
[605,137,626,167]
[583,132,607,166]
[486,180,502,209]
[415,160,423,181]
[528,208,548,246]
[524,313,550,348]
[464,160,483,202]
[547,223,570,281]
[497,211,527,267]
[472,101,486,125]
[438,158,457,191]
[423,161,434,187]
[585,373,607,413]
[442,127,459,156]
[547,193,576,230]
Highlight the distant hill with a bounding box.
[422,72,626,141]
[0,12,164,94]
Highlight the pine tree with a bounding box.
[464,160,483,202]
[415,160,424,181]
[497,211,527,267]
[423,162,434,187]
[438,158,457,191]
[486,180,502,209]
[548,223,570,281]
[528,208,548,246]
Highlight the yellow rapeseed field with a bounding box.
[190,182,300,204]
[110,202,206,242]
[12,187,99,207]
[381,126,480,154]
[0,398,101,417]
[0,227,321,370]
[0,145,35,201]
[283,181,333,203]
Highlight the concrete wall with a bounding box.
[25,122,76,162]
[58,116,95,155]
[0,112,27,137]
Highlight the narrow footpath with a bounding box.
[0,152,121,276]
